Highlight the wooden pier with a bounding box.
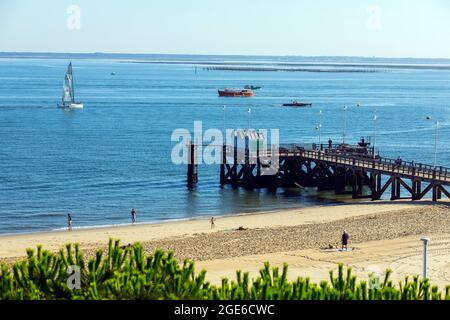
[187,137,450,202]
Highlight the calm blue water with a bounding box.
[0,57,449,234]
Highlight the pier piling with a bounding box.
[187,142,198,188]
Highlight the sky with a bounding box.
[1,0,450,58]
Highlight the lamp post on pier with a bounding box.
[373,110,378,153]
[426,117,439,168]
[222,105,226,136]
[343,106,348,144]
[247,107,252,132]
[426,116,440,168]
[316,110,323,147]
[434,121,439,168]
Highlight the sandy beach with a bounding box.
[1,200,449,287]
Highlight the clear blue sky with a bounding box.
[1,0,450,58]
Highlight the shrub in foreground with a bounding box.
[0,239,449,300]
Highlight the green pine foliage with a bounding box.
[0,239,448,300]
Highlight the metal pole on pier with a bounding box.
[316,110,323,147]
[343,106,348,144]
[434,121,439,168]
[222,105,226,136]
[373,110,378,152]
[426,117,439,168]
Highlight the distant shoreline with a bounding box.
[2,52,450,71]
[202,66,383,73]
[123,60,450,71]
[1,51,450,62]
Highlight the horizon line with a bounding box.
[1,51,450,61]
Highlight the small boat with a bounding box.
[218,88,254,97]
[283,101,312,107]
[57,62,83,109]
[244,85,262,90]
[110,72,116,76]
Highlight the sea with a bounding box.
[0,53,449,234]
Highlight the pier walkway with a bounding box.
[187,138,450,202]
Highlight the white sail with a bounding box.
[62,74,73,103]
[61,62,75,103]
[58,62,83,109]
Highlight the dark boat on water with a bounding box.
[283,101,312,107]
[244,85,262,90]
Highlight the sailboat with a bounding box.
[58,62,84,109]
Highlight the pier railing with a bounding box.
[278,145,450,184]
[222,144,450,184]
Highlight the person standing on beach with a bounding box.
[131,208,136,224]
[67,214,73,231]
[342,230,349,251]
[210,217,215,229]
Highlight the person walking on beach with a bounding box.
[210,217,215,229]
[67,214,73,231]
[342,230,349,251]
[131,208,136,224]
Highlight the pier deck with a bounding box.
[187,138,450,202]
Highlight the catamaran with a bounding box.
[58,62,84,109]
